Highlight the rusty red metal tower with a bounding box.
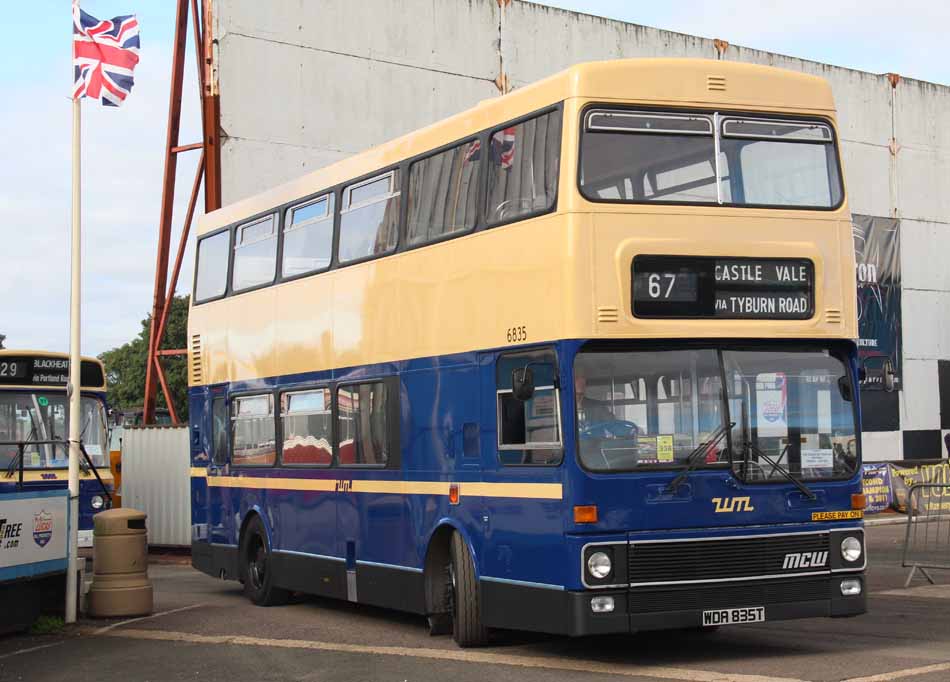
[142,0,221,424]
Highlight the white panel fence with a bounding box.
[120,425,191,547]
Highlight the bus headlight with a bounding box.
[587,551,612,579]
[91,495,105,510]
[841,536,862,563]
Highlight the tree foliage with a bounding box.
[98,295,190,421]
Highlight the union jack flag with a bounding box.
[73,3,140,107]
[494,126,516,170]
[463,127,517,169]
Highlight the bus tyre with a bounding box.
[240,516,289,607]
[450,532,488,647]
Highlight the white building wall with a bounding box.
[213,0,950,461]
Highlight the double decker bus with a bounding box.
[189,58,866,646]
[0,351,113,552]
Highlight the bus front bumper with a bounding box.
[565,574,866,636]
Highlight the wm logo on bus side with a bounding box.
[711,496,755,513]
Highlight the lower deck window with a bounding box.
[496,350,562,465]
[232,394,276,466]
[337,382,391,466]
[281,389,332,465]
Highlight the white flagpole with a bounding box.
[66,86,82,625]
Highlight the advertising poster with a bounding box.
[755,373,788,438]
[0,491,67,574]
[861,463,893,513]
[889,461,950,513]
[852,215,902,431]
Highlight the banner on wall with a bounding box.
[861,463,893,513]
[852,214,902,387]
[862,461,950,514]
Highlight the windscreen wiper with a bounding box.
[665,422,734,494]
[742,440,816,501]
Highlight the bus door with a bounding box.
[479,349,565,595]
[205,390,230,547]
[275,386,339,597]
[334,378,406,606]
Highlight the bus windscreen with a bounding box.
[0,393,108,469]
[574,346,858,480]
[580,109,843,208]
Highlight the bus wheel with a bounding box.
[450,531,488,647]
[240,516,289,606]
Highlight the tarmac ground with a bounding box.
[1,521,949,682]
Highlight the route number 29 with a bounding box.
[506,326,527,343]
[0,362,19,378]
[647,273,677,299]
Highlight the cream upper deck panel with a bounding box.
[195,58,836,237]
[189,59,853,386]
[0,350,107,392]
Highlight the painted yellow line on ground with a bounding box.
[191,472,562,500]
[99,627,807,682]
[842,661,950,682]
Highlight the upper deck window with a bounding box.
[580,108,842,209]
[338,171,400,263]
[194,230,230,302]
[232,214,278,292]
[719,117,841,207]
[485,110,562,225]
[407,140,480,245]
[282,194,334,278]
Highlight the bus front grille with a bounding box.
[628,532,831,586]
[628,576,829,613]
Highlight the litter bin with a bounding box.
[88,508,153,617]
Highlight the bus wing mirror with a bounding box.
[837,375,853,402]
[883,359,896,393]
[512,367,535,401]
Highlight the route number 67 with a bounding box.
[647,273,677,299]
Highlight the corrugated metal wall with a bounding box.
[214,0,950,461]
[121,426,190,547]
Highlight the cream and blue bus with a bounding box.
[0,350,113,553]
[189,58,866,646]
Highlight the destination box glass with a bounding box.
[632,255,813,319]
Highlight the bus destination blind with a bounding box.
[632,256,814,319]
[0,357,105,387]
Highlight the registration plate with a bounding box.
[702,606,765,627]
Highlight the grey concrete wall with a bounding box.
[214,0,950,461]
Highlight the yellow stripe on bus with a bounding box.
[0,470,114,483]
[191,472,562,500]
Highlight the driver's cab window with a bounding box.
[575,350,725,471]
[496,349,562,465]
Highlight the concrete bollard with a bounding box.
[88,508,153,617]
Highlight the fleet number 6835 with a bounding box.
[506,326,527,343]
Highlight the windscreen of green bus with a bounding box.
[0,393,108,469]
[574,346,858,480]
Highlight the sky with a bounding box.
[1,1,946,357]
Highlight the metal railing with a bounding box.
[902,483,950,587]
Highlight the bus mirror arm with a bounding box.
[79,441,113,507]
